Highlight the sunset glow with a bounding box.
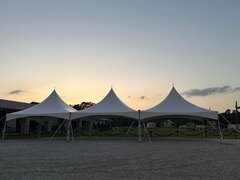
[0,0,239,112]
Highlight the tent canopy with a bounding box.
[6,90,76,121]
[71,88,138,120]
[142,87,218,120]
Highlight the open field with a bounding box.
[1,139,240,180]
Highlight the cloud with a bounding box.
[232,87,240,92]
[182,85,240,97]
[8,90,25,95]
[138,96,146,100]
[128,95,147,100]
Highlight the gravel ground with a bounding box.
[0,138,240,180]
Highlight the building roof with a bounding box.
[0,99,35,111]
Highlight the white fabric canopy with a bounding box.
[6,90,77,121]
[141,87,218,120]
[71,88,138,120]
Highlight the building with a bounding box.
[163,120,174,128]
[147,122,156,128]
[0,99,36,134]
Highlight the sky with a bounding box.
[0,0,239,112]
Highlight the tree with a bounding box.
[73,102,95,110]
[225,109,231,115]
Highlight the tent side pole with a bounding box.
[217,117,223,143]
[142,119,151,143]
[219,114,240,133]
[70,121,74,142]
[138,110,142,143]
[89,120,93,139]
[66,113,72,141]
[0,115,6,123]
[202,120,205,138]
[126,120,135,135]
[1,120,7,141]
[38,124,41,138]
[49,119,66,142]
[94,121,100,130]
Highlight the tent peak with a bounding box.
[6,89,76,121]
[143,86,218,120]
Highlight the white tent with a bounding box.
[70,88,149,142]
[141,86,218,120]
[6,90,76,121]
[71,88,138,120]
[2,90,76,141]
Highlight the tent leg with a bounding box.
[138,110,141,143]
[66,113,72,142]
[217,118,223,143]
[1,120,7,141]
[0,115,6,123]
[219,114,240,133]
[207,119,223,144]
[49,119,66,142]
[126,120,135,135]
[67,120,71,141]
[142,119,151,143]
[94,121,100,130]
[202,120,205,138]
[89,121,93,139]
[38,124,41,138]
[70,122,74,142]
